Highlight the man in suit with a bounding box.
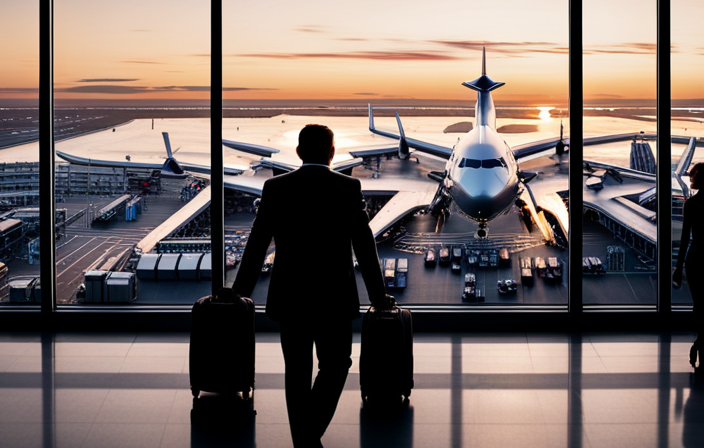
[233,124,390,448]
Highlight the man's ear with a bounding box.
[327,146,335,164]
[296,146,302,161]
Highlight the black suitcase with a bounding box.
[359,306,414,403]
[189,288,255,399]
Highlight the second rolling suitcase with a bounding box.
[189,288,255,399]
[359,305,414,403]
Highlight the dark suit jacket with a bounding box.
[233,165,386,321]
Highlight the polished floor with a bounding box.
[0,331,703,448]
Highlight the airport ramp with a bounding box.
[136,186,211,254]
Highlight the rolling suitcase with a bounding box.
[359,305,414,403]
[189,288,255,399]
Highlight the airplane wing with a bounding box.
[222,139,280,158]
[369,132,452,160]
[56,151,247,176]
[368,105,453,159]
[347,143,402,159]
[513,132,664,164]
[224,139,365,175]
[224,173,266,196]
[512,137,567,163]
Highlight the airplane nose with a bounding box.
[450,168,511,221]
[458,169,505,198]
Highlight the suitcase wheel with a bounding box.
[191,387,200,398]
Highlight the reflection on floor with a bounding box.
[0,331,702,448]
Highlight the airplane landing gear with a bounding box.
[474,222,489,239]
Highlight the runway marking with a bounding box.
[623,274,639,301]
[56,237,97,266]
[56,238,115,279]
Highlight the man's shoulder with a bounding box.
[274,167,360,188]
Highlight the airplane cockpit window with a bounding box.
[459,159,482,169]
[482,158,507,169]
[458,158,507,169]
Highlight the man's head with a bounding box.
[690,162,704,190]
[296,124,335,166]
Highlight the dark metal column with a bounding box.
[569,0,583,317]
[657,0,672,317]
[40,0,57,315]
[210,0,224,293]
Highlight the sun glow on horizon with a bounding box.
[537,107,554,121]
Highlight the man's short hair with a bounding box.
[691,162,704,183]
[297,124,334,164]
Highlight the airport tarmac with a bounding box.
[0,115,696,307]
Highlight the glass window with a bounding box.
[223,0,568,308]
[582,0,657,306]
[53,0,211,305]
[672,0,704,309]
[0,1,41,307]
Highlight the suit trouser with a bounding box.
[279,318,353,448]
[686,257,704,345]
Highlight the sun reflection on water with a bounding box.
[537,107,553,121]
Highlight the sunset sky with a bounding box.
[0,0,702,103]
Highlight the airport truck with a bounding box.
[439,246,450,266]
[383,258,396,289]
[520,257,534,286]
[425,247,437,267]
[396,258,408,290]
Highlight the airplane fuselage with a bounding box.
[444,124,520,223]
[442,59,520,224]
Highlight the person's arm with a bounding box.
[349,180,388,306]
[674,199,692,285]
[233,182,274,297]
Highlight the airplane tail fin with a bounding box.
[160,132,185,176]
[395,112,406,140]
[162,132,174,158]
[368,104,375,132]
[395,112,410,159]
[462,46,505,92]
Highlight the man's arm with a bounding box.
[233,182,274,297]
[349,180,387,305]
[674,199,692,285]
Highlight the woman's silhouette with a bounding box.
[674,162,704,368]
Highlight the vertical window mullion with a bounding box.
[657,0,671,314]
[569,0,583,316]
[211,0,224,293]
[39,0,56,314]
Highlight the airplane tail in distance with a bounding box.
[162,132,174,158]
[368,104,376,132]
[160,132,186,177]
[462,47,505,93]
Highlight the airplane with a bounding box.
[356,47,564,238]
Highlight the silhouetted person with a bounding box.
[674,162,704,368]
[233,124,391,448]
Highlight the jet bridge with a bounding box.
[93,194,131,222]
[136,186,211,254]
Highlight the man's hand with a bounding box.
[372,294,396,310]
